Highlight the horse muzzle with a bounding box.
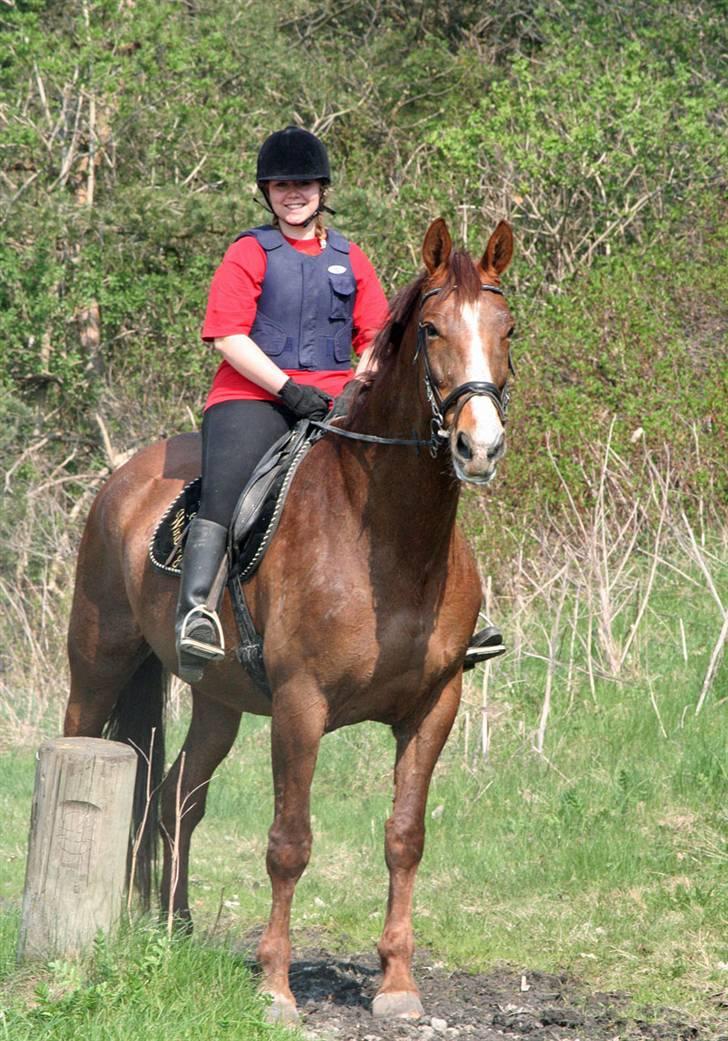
[450,397,506,485]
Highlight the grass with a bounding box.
[189,656,726,1015]
[0,920,297,1040]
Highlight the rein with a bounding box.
[310,422,435,451]
[313,282,512,457]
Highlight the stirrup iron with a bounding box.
[178,605,226,660]
[463,623,505,670]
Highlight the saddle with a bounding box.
[149,420,320,694]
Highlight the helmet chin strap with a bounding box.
[299,201,336,227]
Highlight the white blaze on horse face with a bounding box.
[458,301,504,451]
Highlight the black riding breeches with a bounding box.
[197,400,296,529]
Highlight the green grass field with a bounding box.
[0,530,725,1038]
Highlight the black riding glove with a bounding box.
[278,378,332,421]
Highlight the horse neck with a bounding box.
[342,322,461,565]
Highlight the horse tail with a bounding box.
[103,652,168,909]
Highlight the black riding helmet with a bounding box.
[256,126,331,185]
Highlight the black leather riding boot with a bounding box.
[464,621,506,670]
[175,517,228,683]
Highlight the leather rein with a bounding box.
[313,283,512,457]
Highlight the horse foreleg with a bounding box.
[257,690,327,1025]
[160,691,242,929]
[374,677,462,1020]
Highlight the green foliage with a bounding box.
[0,0,725,522]
[482,208,728,533]
[431,35,726,285]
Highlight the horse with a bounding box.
[63,216,514,1024]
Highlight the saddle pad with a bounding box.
[148,477,201,575]
[148,421,317,581]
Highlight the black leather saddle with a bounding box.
[149,419,317,581]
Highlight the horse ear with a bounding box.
[480,220,513,279]
[422,218,453,275]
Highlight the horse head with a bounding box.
[420,217,514,485]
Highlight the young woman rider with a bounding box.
[175,126,504,682]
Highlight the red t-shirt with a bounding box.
[201,232,389,409]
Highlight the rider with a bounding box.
[175,126,504,682]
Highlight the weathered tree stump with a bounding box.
[17,737,137,963]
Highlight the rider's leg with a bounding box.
[176,400,294,681]
[195,400,295,528]
[176,516,229,682]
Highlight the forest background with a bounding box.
[0,1,726,1038]
[1,0,726,526]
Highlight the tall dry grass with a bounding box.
[0,435,102,744]
[461,431,727,764]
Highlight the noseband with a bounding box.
[414,284,512,456]
[314,282,512,457]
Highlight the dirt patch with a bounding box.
[281,948,716,1041]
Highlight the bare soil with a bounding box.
[277,947,723,1041]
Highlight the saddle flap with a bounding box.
[148,477,202,575]
[229,420,310,551]
[229,418,316,581]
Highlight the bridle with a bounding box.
[313,282,513,457]
[415,283,512,456]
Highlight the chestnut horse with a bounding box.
[64,217,514,1023]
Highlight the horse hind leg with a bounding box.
[64,530,151,739]
[65,634,154,739]
[159,691,243,930]
[66,620,168,908]
[65,558,170,908]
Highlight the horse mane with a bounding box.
[346,249,483,425]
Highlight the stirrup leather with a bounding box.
[178,605,226,660]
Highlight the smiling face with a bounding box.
[266,179,322,232]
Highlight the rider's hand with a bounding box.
[278,378,333,421]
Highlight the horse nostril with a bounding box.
[456,432,473,461]
[487,434,504,461]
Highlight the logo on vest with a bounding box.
[327,264,347,275]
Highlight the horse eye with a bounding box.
[425,323,440,338]
[507,325,516,339]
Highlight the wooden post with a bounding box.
[17,737,137,963]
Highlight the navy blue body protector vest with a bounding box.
[235,226,356,371]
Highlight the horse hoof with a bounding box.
[264,995,300,1026]
[372,991,424,1020]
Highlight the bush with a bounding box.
[0,0,725,531]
